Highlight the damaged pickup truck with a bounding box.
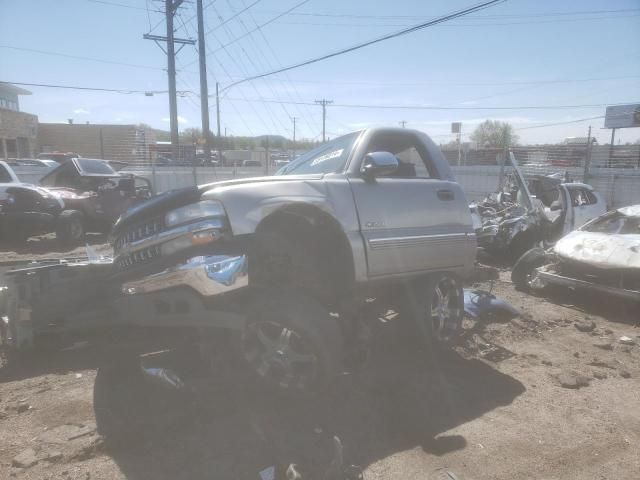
[3,128,477,396]
[471,154,606,261]
[0,158,152,245]
[512,205,640,304]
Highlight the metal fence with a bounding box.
[11,144,640,210]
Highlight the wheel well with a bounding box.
[252,204,356,297]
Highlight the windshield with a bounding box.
[76,158,118,175]
[276,132,360,175]
[582,212,640,234]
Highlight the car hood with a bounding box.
[554,231,640,269]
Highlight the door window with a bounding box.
[364,132,436,179]
[570,188,597,206]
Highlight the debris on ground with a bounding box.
[619,336,635,345]
[557,371,591,389]
[574,320,596,332]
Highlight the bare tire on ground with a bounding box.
[56,209,85,246]
[399,273,464,351]
[511,247,548,292]
[240,289,343,395]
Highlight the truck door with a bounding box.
[563,185,607,233]
[347,131,475,278]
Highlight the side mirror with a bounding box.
[362,151,399,178]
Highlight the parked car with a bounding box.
[471,154,607,261]
[0,160,65,243]
[512,205,640,304]
[241,159,262,167]
[0,158,152,245]
[37,152,79,164]
[6,158,58,168]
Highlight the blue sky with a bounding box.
[1,0,639,144]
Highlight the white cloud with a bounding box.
[73,108,89,114]
[162,116,188,124]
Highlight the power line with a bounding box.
[86,0,163,12]
[224,0,506,90]
[205,0,262,35]
[183,0,311,68]
[223,96,638,111]
[267,13,640,28]
[0,45,165,71]
[238,7,640,21]
[515,116,605,131]
[0,81,191,95]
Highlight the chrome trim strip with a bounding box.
[368,232,474,249]
[122,254,248,297]
[536,270,640,302]
[116,218,225,257]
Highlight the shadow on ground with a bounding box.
[95,346,525,480]
[530,287,639,326]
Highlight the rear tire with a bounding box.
[511,247,548,292]
[398,273,464,351]
[56,210,85,246]
[239,289,343,395]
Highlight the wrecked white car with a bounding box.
[512,205,640,303]
[471,154,606,261]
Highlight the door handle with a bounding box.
[437,189,455,201]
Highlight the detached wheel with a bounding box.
[512,247,548,292]
[240,289,343,394]
[399,274,464,350]
[56,210,85,245]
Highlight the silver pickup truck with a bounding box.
[109,127,476,391]
[3,128,476,396]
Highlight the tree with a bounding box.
[470,120,519,148]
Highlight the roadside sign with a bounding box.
[604,104,640,129]
[451,122,462,134]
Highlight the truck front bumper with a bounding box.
[121,254,248,297]
[535,268,640,302]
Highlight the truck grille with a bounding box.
[115,244,162,269]
[114,217,164,253]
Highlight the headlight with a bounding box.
[165,200,225,227]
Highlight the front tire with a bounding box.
[399,273,464,351]
[511,247,548,292]
[56,210,85,246]
[240,289,343,394]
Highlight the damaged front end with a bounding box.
[531,206,640,302]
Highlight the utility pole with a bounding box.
[143,0,194,162]
[196,0,212,163]
[216,81,222,165]
[583,125,592,183]
[399,120,407,128]
[315,99,333,142]
[291,117,298,160]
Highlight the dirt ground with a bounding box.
[0,243,639,480]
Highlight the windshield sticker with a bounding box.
[310,149,344,166]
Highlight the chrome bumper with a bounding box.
[122,254,248,297]
[536,269,640,302]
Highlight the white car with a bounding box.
[512,205,640,303]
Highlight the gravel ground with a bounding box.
[0,249,639,480]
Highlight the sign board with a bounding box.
[604,104,640,129]
[451,122,462,134]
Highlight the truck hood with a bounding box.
[554,231,640,269]
[197,173,323,192]
[113,174,324,234]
